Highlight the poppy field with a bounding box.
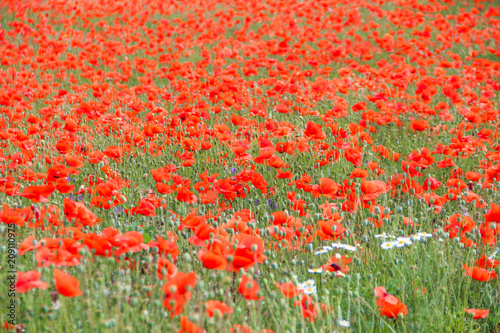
[1,0,500,331]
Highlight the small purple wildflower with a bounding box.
[268,198,276,210]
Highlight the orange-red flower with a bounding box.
[54,269,82,297]
[275,281,302,298]
[229,234,266,272]
[464,308,489,319]
[178,316,205,333]
[410,120,429,131]
[15,271,48,293]
[163,272,198,317]
[20,184,56,203]
[205,300,233,318]
[374,287,408,318]
[317,217,345,240]
[344,147,362,167]
[484,203,500,223]
[310,178,340,199]
[462,265,498,281]
[238,275,263,300]
[293,295,318,322]
[360,179,388,201]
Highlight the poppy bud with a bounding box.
[182,253,192,263]
[305,243,313,252]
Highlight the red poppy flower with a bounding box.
[462,265,498,281]
[163,272,198,317]
[228,234,266,272]
[238,275,263,300]
[54,269,82,297]
[464,308,489,319]
[64,198,100,227]
[374,287,408,318]
[275,281,302,298]
[475,254,500,269]
[197,242,228,270]
[410,120,429,131]
[15,271,48,293]
[114,231,149,256]
[484,203,500,223]
[344,147,362,167]
[317,218,345,240]
[293,294,318,322]
[178,316,205,333]
[311,178,340,199]
[20,184,56,203]
[205,300,233,318]
[360,179,388,201]
[379,303,409,318]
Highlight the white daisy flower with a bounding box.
[397,237,412,246]
[411,234,422,241]
[314,249,329,256]
[342,244,357,252]
[299,279,315,290]
[331,242,343,248]
[338,319,350,327]
[395,239,407,248]
[302,286,317,295]
[308,267,323,274]
[417,231,432,238]
[381,241,396,249]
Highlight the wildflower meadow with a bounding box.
[0,0,500,332]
